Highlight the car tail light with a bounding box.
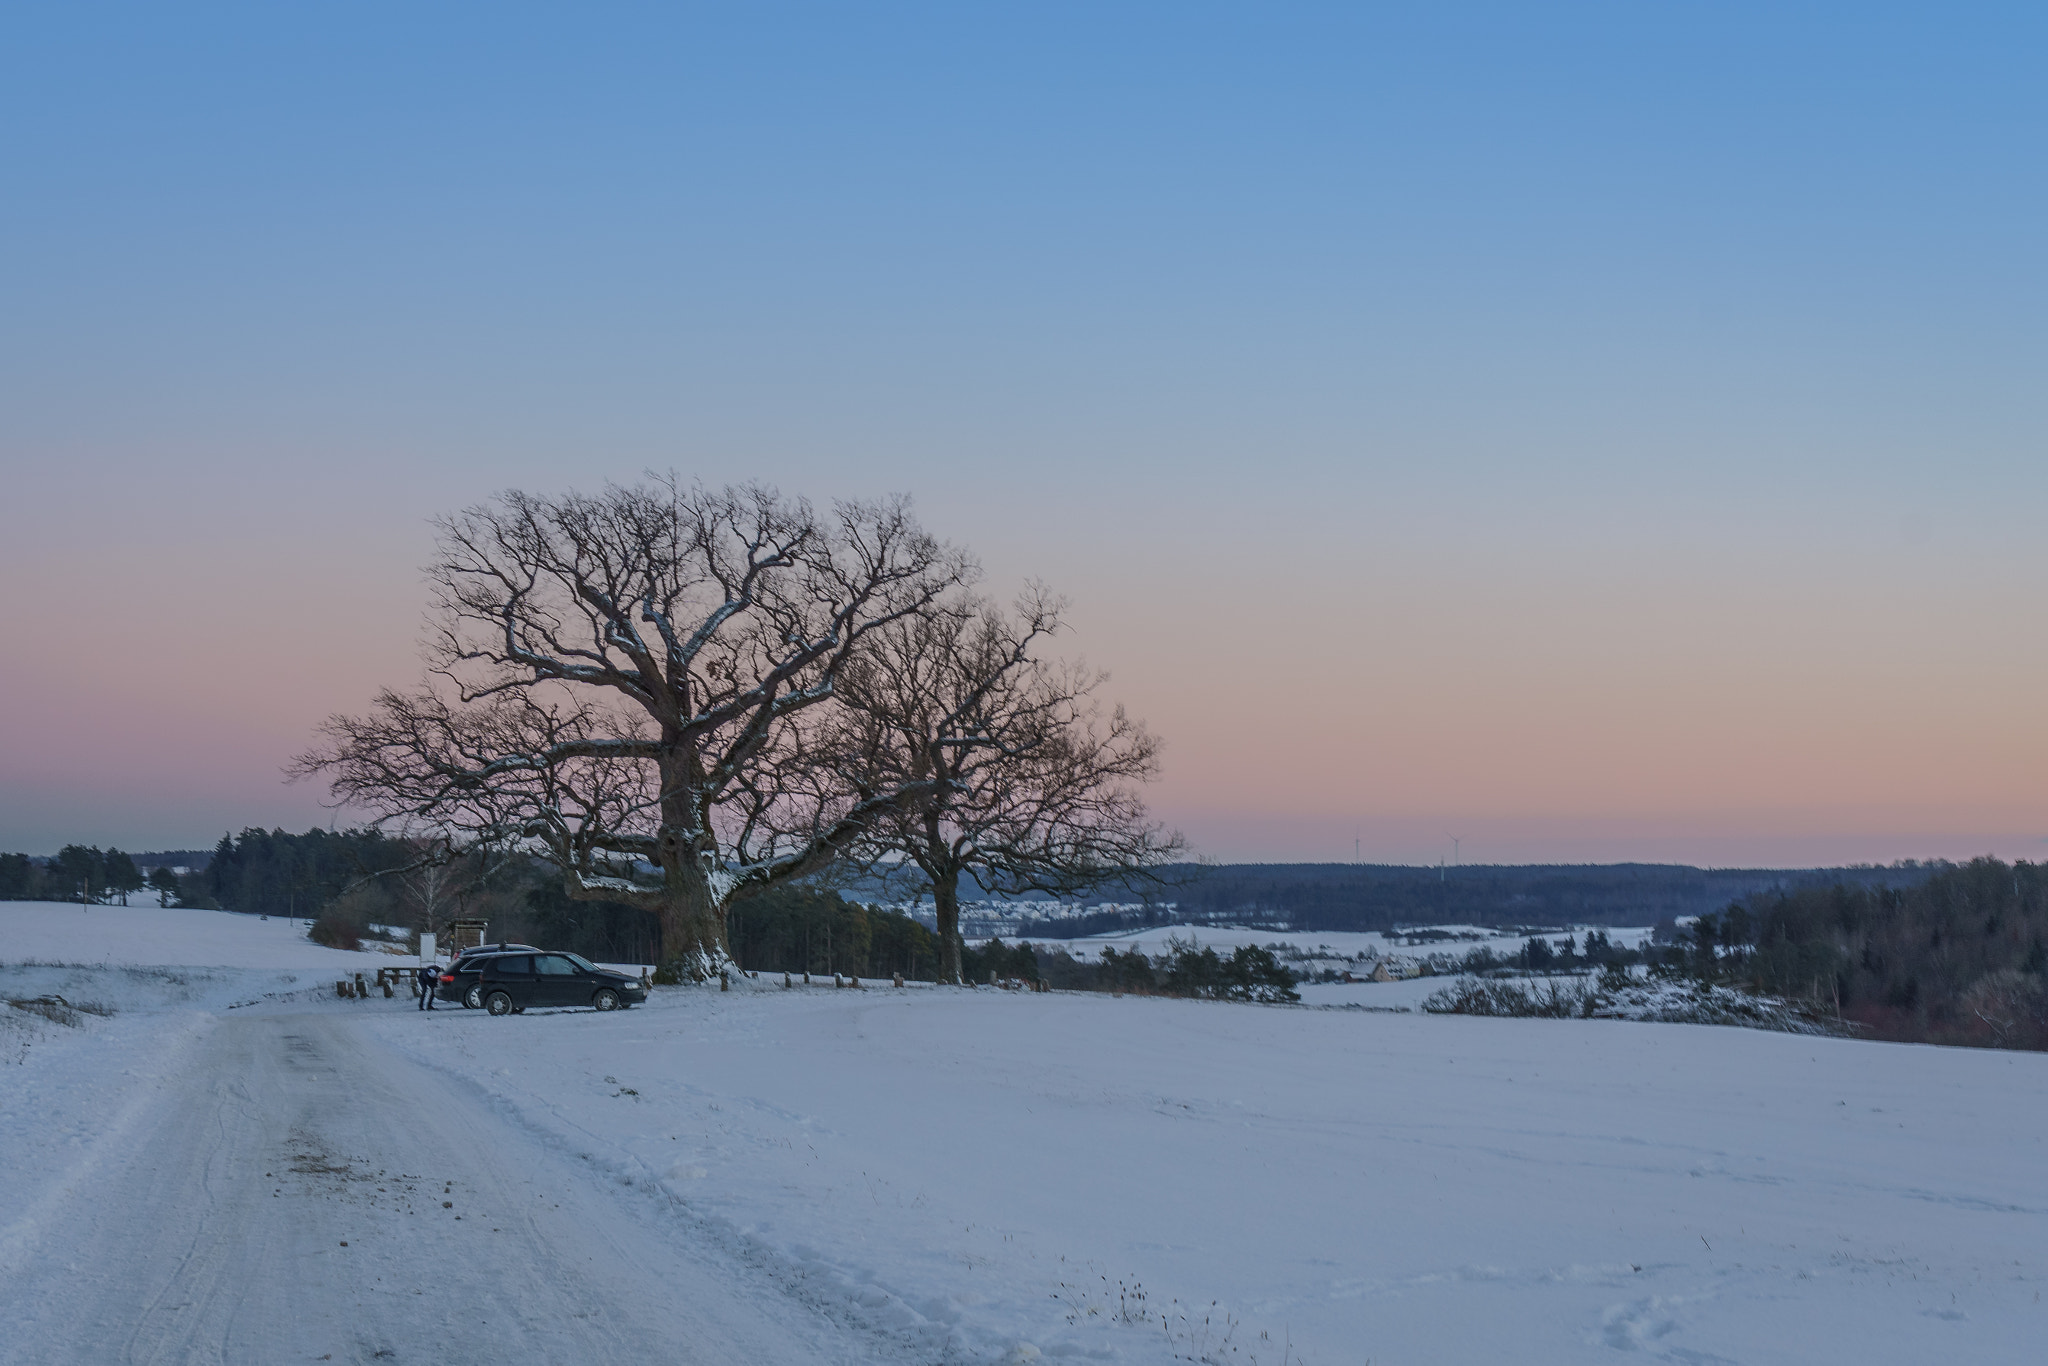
[439,974,455,983]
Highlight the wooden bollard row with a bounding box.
[774,969,905,989]
[334,972,375,999]
[332,968,410,1000]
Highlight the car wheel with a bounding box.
[593,988,621,1011]
[485,991,514,1016]
[463,984,483,1010]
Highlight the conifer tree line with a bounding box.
[293,476,1181,982]
[1701,857,2048,1049]
[0,847,148,904]
[0,830,426,916]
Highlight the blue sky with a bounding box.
[3,4,2044,862]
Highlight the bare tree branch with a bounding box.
[295,477,973,971]
[829,587,1184,982]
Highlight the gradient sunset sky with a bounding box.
[3,3,2044,865]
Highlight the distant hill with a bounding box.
[992,861,1948,937]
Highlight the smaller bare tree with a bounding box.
[1963,969,2048,1049]
[833,588,1182,983]
[379,837,514,945]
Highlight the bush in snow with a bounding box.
[1423,972,1849,1035]
[1423,978,1596,1018]
[309,888,376,952]
[1155,937,1298,1003]
[1098,945,1157,993]
[1958,969,2048,1050]
[1587,978,1848,1034]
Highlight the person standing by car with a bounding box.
[417,961,439,1011]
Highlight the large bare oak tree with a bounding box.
[832,589,1182,983]
[295,478,968,972]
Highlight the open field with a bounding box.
[0,901,408,970]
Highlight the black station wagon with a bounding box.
[477,952,648,1015]
[437,944,541,1009]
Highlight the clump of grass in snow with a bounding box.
[6,994,115,1028]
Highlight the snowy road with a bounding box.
[1,1007,907,1366]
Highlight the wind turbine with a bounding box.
[1448,834,1465,867]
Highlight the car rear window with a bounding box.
[492,955,536,975]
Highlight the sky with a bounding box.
[2,3,2044,865]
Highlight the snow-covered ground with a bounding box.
[0,900,408,969]
[1293,976,1447,1009]
[4,903,2044,1364]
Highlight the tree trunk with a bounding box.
[656,855,729,978]
[932,869,964,985]
[654,745,729,976]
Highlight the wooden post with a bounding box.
[720,970,729,992]
[893,972,903,988]
[784,973,793,989]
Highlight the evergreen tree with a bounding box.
[1099,945,1156,992]
[102,849,144,905]
[0,853,38,900]
[49,845,104,902]
[147,866,183,907]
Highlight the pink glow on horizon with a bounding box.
[4,488,2042,865]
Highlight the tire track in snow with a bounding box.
[0,1009,933,1366]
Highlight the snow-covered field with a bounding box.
[0,900,407,970]
[4,902,2044,1364]
[1293,976,1447,1009]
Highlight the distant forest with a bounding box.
[8,840,1949,937]
[1721,858,2048,1049]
